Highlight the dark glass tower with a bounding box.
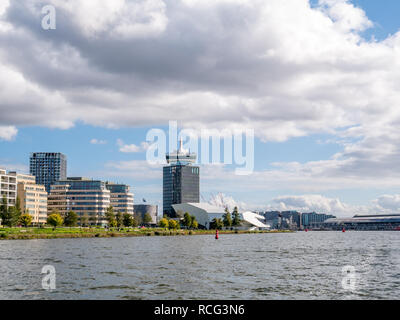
[30,152,67,193]
[163,140,199,217]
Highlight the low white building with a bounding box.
[172,203,270,230]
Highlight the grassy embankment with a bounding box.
[0,227,293,240]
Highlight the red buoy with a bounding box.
[215,229,219,240]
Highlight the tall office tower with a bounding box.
[105,182,134,215]
[163,139,200,217]
[0,169,17,208]
[30,152,67,193]
[48,177,110,225]
[14,173,48,225]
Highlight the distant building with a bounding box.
[172,203,270,230]
[106,183,134,215]
[15,173,47,225]
[133,204,158,225]
[48,177,110,225]
[30,152,67,193]
[0,168,17,208]
[163,139,199,217]
[324,214,400,230]
[262,211,335,230]
[263,211,301,230]
[301,212,336,229]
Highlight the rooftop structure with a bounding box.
[166,138,197,165]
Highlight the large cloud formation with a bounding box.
[1,0,400,138]
[2,0,400,195]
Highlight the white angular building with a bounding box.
[172,203,270,230]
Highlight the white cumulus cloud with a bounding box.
[0,125,17,141]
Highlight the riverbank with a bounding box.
[0,227,293,240]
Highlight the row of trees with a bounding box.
[104,206,153,228]
[157,207,242,230]
[158,212,199,230]
[158,217,181,230]
[45,206,154,228]
[209,207,242,230]
[1,196,153,229]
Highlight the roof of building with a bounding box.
[185,202,226,213]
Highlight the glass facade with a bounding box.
[30,153,67,193]
[163,164,200,217]
[48,178,110,225]
[301,212,336,228]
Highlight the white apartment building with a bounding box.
[0,169,17,207]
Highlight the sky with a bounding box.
[1,0,400,217]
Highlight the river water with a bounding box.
[0,232,399,300]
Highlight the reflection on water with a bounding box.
[0,232,399,300]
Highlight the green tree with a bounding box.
[183,212,192,229]
[64,211,78,227]
[123,213,133,227]
[116,212,124,227]
[2,206,20,227]
[191,215,197,228]
[191,220,199,229]
[210,218,224,230]
[0,195,7,225]
[19,213,33,227]
[134,212,142,226]
[168,219,179,229]
[105,206,116,227]
[159,218,169,228]
[143,212,153,225]
[223,208,232,228]
[232,206,241,228]
[89,214,98,226]
[47,213,64,228]
[80,213,89,227]
[131,216,139,228]
[15,196,22,216]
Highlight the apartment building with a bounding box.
[105,183,134,215]
[48,177,110,225]
[15,173,48,225]
[0,169,17,207]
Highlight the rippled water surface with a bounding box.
[0,232,399,299]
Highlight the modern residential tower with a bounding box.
[30,152,67,193]
[163,139,200,217]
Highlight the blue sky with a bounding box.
[1,0,400,216]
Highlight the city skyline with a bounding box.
[2,1,400,217]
